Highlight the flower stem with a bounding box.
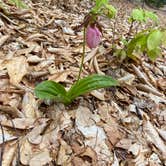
[77,26,86,82]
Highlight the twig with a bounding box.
[0,122,5,166]
[0,12,18,25]
[0,89,24,94]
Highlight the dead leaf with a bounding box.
[29,149,52,166]
[27,119,50,144]
[2,140,17,166]
[90,89,106,100]
[112,152,119,166]
[71,157,86,166]
[157,128,166,141]
[143,120,166,157]
[48,70,71,82]
[6,56,28,85]
[115,138,132,150]
[80,147,97,164]
[0,128,17,144]
[0,35,10,47]
[56,140,72,165]
[1,118,35,129]
[22,92,39,118]
[20,139,33,165]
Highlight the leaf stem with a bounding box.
[77,26,86,82]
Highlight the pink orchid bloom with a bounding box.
[86,25,102,49]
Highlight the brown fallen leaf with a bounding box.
[56,140,72,165]
[29,149,52,166]
[0,105,25,118]
[0,128,17,144]
[27,119,50,144]
[83,47,98,63]
[148,153,162,166]
[112,152,119,166]
[75,106,112,164]
[131,145,149,166]
[143,120,166,158]
[1,118,35,129]
[136,84,163,97]
[157,128,166,141]
[115,138,132,150]
[104,123,123,150]
[157,78,166,91]
[6,56,29,85]
[80,147,97,165]
[22,92,39,118]
[48,70,71,82]
[2,140,18,166]
[90,89,106,100]
[20,139,33,165]
[71,156,86,166]
[0,35,10,47]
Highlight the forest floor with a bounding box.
[0,0,166,165]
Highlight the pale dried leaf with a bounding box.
[0,129,17,144]
[90,90,105,100]
[27,119,50,144]
[157,128,166,141]
[2,140,17,166]
[0,35,10,47]
[143,120,166,157]
[22,92,38,118]
[6,56,28,85]
[29,149,52,166]
[112,152,119,166]
[84,47,98,63]
[1,118,35,129]
[56,140,72,165]
[20,139,33,165]
[48,70,71,82]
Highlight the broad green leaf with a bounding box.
[144,11,158,23]
[8,0,27,8]
[161,30,166,46]
[34,80,69,103]
[131,9,144,22]
[147,30,162,50]
[91,0,108,14]
[147,47,161,61]
[103,4,117,18]
[127,32,147,58]
[67,74,119,102]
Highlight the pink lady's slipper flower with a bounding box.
[86,25,102,49]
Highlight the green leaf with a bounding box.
[103,4,117,18]
[8,0,27,8]
[131,9,145,22]
[161,30,166,46]
[67,74,119,102]
[91,0,108,14]
[34,80,69,103]
[147,47,161,61]
[147,30,162,51]
[144,11,158,23]
[127,32,147,59]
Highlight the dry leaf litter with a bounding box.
[0,0,166,165]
